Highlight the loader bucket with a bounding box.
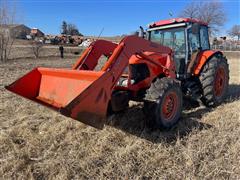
[5,67,113,129]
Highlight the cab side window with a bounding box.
[200,26,210,50]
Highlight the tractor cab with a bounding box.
[147,18,210,78]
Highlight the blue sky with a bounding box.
[16,0,240,36]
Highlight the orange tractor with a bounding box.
[6,18,229,129]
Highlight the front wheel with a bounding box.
[144,77,183,129]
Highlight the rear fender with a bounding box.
[193,50,223,75]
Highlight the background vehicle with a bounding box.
[6,18,229,129]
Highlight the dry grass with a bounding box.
[8,46,83,60]
[0,56,239,179]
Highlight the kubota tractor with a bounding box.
[6,18,229,129]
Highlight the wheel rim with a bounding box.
[214,67,226,97]
[161,92,178,121]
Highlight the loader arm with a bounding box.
[6,35,173,129]
[72,40,118,70]
[61,35,173,128]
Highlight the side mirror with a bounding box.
[192,23,200,34]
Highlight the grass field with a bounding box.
[0,56,239,179]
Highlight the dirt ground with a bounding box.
[0,56,239,179]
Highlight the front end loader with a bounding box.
[6,18,229,129]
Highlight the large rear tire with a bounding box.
[144,77,183,129]
[199,55,229,107]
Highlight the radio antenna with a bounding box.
[97,27,104,39]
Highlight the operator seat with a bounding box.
[187,49,200,76]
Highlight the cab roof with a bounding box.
[149,18,208,28]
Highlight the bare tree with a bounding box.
[228,25,240,40]
[0,0,18,62]
[31,41,43,58]
[0,28,14,62]
[179,1,227,35]
[180,2,199,19]
[67,23,80,36]
[60,21,83,36]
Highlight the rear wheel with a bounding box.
[199,55,229,107]
[144,77,183,129]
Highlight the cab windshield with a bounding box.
[149,27,186,53]
[149,27,186,74]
